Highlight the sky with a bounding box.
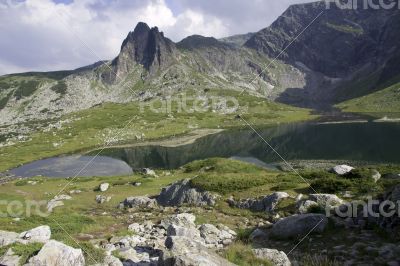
[0,0,316,75]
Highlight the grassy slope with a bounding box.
[337,82,400,117]
[0,89,315,172]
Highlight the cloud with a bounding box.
[0,0,317,75]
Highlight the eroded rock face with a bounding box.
[26,240,85,266]
[270,214,328,239]
[253,248,291,266]
[119,196,158,209]
[228,192,290,212]
[161,236,236,266]
[157,179,217,207]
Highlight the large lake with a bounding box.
[9,122,400,177]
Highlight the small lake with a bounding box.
[9,122,400,177]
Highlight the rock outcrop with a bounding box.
[119,196,158,209]
[26,240,85,266]
[157,179,217,207]
[270,213,328,239]
[228,192,290,212]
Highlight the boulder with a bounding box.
[371,170,381,183]
[160,213,196,229]
[309,194,343,207]
[270,214,328,239]
[26,240,85,266]
[297,200,318,214]
[167,224,201,239]
[161,236,235,266]
[19,225,51,243]
[96,195,111,204]
[99,183,110,192]
[47,200,64,212]
[142,168,157,177]
[157,179,217,207]
[0,230,19,246]
[119,196,157,209]
[249,228,268,241]
[229,192,289,212]
[252,248,291,266]
[331,165,354,175]
[0,248,21,266]
[53,194,72,201]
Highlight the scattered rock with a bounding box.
[371,170,381,183]
[142,168,157,177]
[228,192,289,212]
[331,165,354,175]
[26,240,85,266]
[53,194,72,201]
[119,196,157,209]
[157,179,217,206]
[69,190,82,194]
[253,248,291,266]
[99,183,110,192]
[96,195,111,204]
[309,194,343,207]
[47,199,64,212]
[161,236,235,266]
[19,225,51,243]
[0,230,19,246]
[133,182,142,187]
[297,200,318,214]
[0,248,21,266]
[270,214,328,239]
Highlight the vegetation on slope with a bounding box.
[337,82,400,117]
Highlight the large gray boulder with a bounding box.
[19,225,51,243]
[253,248,291,266]
[0,230,19,246]
[26,240,85,266]
[270,214,328,239]
[229,192,289,212]
[119,196,157,209]
[157,179,217,206]
[160,236,236,266]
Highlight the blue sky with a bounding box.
[0,0,316,75]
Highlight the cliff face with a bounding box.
[110,22,177,80]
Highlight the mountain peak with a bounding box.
[110,22,177,81]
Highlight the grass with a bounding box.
[337,81,400,117]
[11,242,43,265]
[326,23,364,36]
[223,242,272,266]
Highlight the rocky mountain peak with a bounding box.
[111,22,177,79]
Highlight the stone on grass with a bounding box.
[309,194,343,207]
[26,240,85,266]
[331,165,354,175]
[19,225,51,243]
[119,196,157,209]
[253,248,291,266]
[99,183,110,192]
[96,195,111,204]
[157,179,217,207]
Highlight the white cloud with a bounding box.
[0,0,318,75]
